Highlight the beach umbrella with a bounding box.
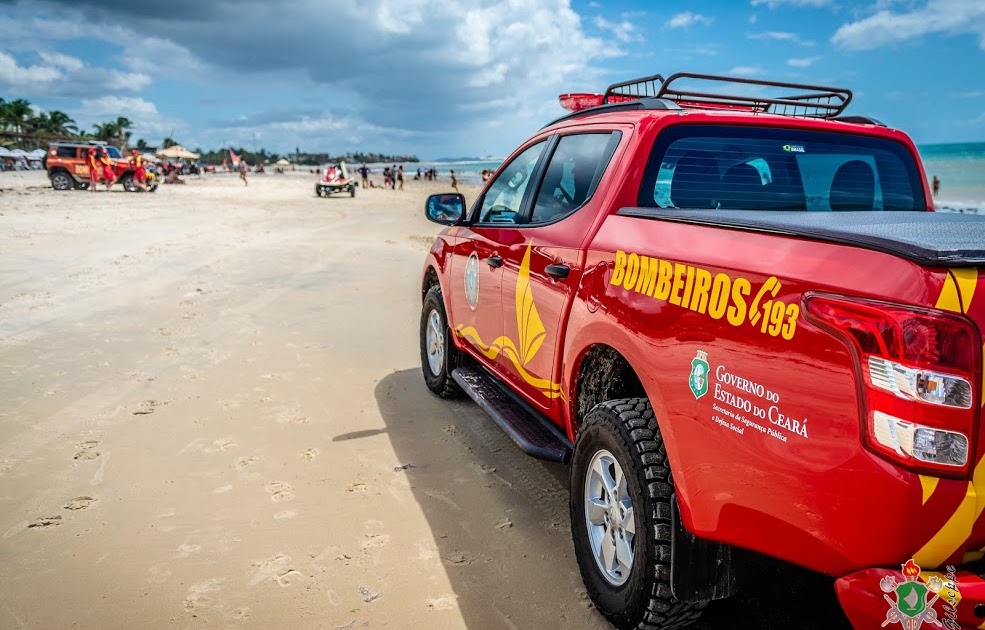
[28,148,45,159]
[0,147,11,157]
[156,145,201,159]
[275,158,290,165]
[9,149,27,158]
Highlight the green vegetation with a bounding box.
[1,95,419,164]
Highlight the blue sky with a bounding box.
[0,0,983,159]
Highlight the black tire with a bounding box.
[350,185,355,198]
[50,171,73,191]
[570,398,706,630]
[73,181,90,190]
[315,184,323,197]
[121,174,137,192]
[420,284,461,398]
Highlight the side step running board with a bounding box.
[452,365,573,464]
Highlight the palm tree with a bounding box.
[114,116,133,150]
[45,110,78,136]
[162,136,178,149]
[1,98,34,135]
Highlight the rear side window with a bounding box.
[529,132,620,225]
[639,125,924,211]
[56,146,76,158]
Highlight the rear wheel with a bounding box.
[420,284,461,398]
[350,184,356,198]
[570,398,706,630]
[50,171,73,191]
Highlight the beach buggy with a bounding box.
[418,71,985,629]
[315,161,355,198]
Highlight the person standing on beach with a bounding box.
[86,147,101,193]
[450,169,458,191]
[359,163,369,188]
[130,150,148,192]
[239,158,249,186]
[397,165,404,190]
[99,147,116,191]
[933,175,940,197]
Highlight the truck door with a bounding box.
[449,140,548,375]
[498,131,623,412]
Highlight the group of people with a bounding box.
[85,147,149,192]
[357,163,406,190]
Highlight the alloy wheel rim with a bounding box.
[584,448,636,586]
[426,309,444,376]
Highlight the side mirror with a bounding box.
[426,193,465,226]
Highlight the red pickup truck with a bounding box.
[419,72,985,630]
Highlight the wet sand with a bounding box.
[0,170,849,629]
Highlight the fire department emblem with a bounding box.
[689,350,709,400]
[464,252,479,309]
[880,559,945,629]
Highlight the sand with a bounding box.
[0,169,611,630]
[0,169,853,630]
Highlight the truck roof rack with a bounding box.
[602,72,853,119]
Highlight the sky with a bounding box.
[0,0,983,160]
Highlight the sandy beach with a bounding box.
[0,170,615,630]
[0,170,849,630]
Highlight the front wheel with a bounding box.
[50,171,73,191]
[121,174,137,192]
[420,284,461,398]
[570,398,706,630]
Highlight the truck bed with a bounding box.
[616,209,985,266]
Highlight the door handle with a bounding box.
[545,264,570,279]
[485,255,503,268]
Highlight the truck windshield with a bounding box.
[105,146,122,158]
[639,125,925,212]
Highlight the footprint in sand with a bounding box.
[132,399,167,415]
[74,440,101,461]
[184,578,224,612]
[265,482,294,502]
[63,496,96,511]
[249,554,302,587]
[300,448,318,462]
[204,438,237,453]
[228,607,250,622]
[175,544,202,558]
[28,515,62,529]
[236,455,257,469]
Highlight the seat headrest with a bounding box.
[830,160,875,211]
[671,152,720,209]
[719,163,763,209]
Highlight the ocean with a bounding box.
[369,143,983,212]
[919,142,985,213]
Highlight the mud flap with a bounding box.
[670,494,743,603]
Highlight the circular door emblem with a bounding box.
[464,252,479,309]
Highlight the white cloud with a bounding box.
[38,50,83,71]
[787,55,822,67]
[0,51,61,86]
[728,65,765,76]
[751,0,831,7]
[0,49,150,96]
[595,16,644,42]
[832,0,985,51]
[747,30,816,46]
[666,12,714,29]
[73,96,187,142]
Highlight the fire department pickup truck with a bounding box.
[418,72,985,630]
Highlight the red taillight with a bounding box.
[805,294,981,478]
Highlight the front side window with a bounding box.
[640,125,924,212]
[105,146,122,158]
[477,140,546,224]
[529,132,620,225]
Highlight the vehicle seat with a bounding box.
[719,163,763,209]
[829,160,875,211]
[671,152,720,209]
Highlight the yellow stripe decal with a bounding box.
[920,475,940,505]
[936,274,962,313]
[914,481,976,567]
[920,571,963,606]
[952,268,978,313]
